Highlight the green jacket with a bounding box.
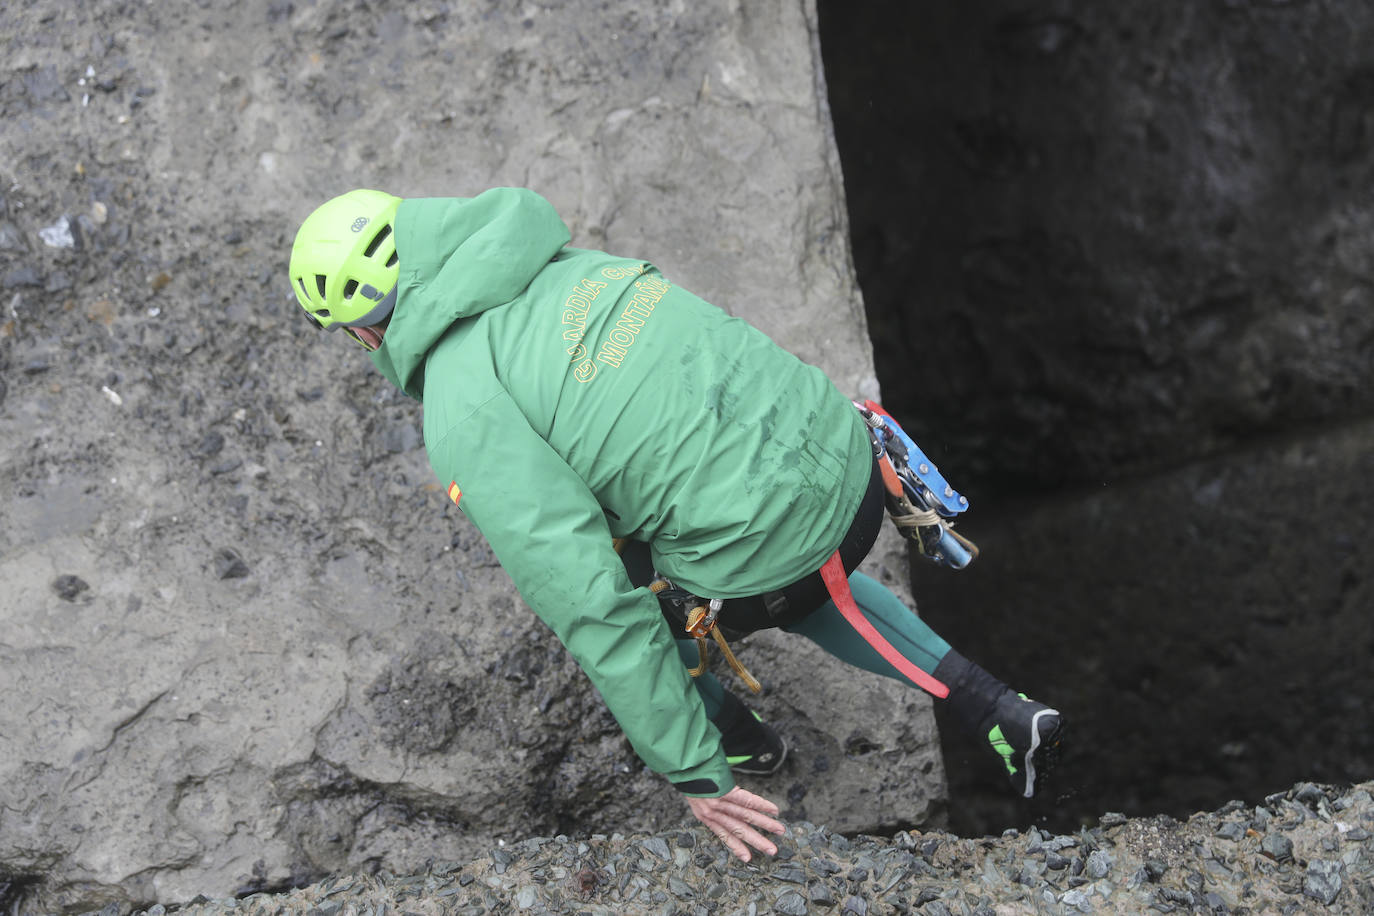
[371,188,871,795]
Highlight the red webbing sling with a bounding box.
[819,550,949,698]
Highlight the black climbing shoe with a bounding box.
[713,690,787,776]
[978,692,1064,799]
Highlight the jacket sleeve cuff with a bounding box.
[672,777,725,796]
[669,753,736,797]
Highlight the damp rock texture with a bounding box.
[0,1,939,913]
[137,781,1374,915]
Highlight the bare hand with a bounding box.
[686,786,786,862]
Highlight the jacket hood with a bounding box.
[369,188,572,398]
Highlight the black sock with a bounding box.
[709,688,749,733]
[933,649,1011,738]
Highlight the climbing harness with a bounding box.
[616,400,978,700]
[612,538,764,694]
[660,584,763,695]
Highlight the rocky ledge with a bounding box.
[119,781,1372,916]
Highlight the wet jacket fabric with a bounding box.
[370,188,872,795]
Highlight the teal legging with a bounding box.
[679,570,951,715]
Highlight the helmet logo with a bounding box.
[351,217,369,232]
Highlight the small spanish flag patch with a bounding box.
[447,481,462,505]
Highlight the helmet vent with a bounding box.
[296,277,310,300]
[363,224,392,258]
[315,274,327,299]
[343,279,358,300]
[387,250,398,267]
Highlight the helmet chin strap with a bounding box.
[347,323,386,351]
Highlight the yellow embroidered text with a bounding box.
[562,276,608,382]
[594,274,671,371]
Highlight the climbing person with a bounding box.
[287,187,1064,862]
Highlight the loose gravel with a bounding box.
[122,780,1373,916]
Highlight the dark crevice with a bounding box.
[818,0,1374,837]
[0,875,41,916]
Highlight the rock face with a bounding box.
[824,1,1374,489]
[0,1,942,912]
[818,0,1374,833]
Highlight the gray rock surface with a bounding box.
[133,780,1374,915]
[0,1,941,912]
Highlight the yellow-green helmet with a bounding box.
[289,189,402,332]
